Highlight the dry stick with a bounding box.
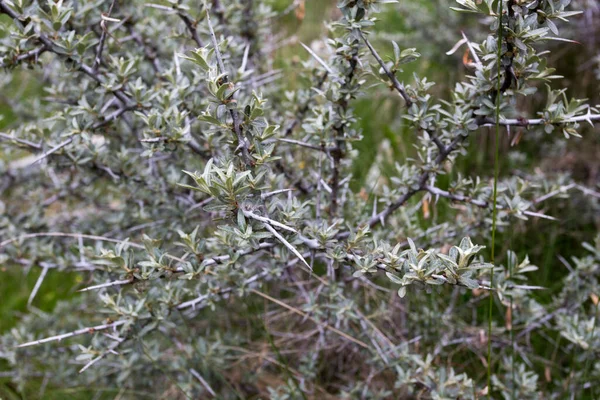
[204,3,252,166]
[249,289,370,350]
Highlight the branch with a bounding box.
[359,135,466,233]
[17,320,128,348]
[283,72,328,137]
[0,44,47,68]
[26,138,73,167]
[0,132,41,149]
[250,289,369,349]
[425,185,557,221]
[178,10,204,47]
[92,0,118,72]
[204,4,252,166]
[190,369,216,397]
[479,112,600,127]
[278,138,331,152]
[359,31,412,107]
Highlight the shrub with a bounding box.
[0,0,599,398]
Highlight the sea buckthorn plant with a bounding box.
[0,0,599,398]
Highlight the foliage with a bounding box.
[0,0,599,398]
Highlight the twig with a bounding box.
[0,132,41,149]
[26,139,73,167]
[190,369,216,397]
[17,320,128,348]
[177,270,268,309]
[425,185,557,220]
[204,3,252,166]
[359,135,466,233]
[178,11,204,47]
[78,279,134,292]
[300,42,335,75]
[261,188,294,199]
[0,44,47,68]
[0,232,188,264]
[78,339,123,373]
[27,265,49,307]
[92,0,118,72]
[249,289,369,349]
[479,112,600,127]
[262,223,310,270]
[359,31,412,107]
[278,138,331,152]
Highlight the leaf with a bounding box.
[386,272,403,285]
[397,286,407,298]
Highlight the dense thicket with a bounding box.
[0,0,599,399]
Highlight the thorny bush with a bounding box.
[0,0,599,399]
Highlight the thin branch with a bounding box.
[17,320,128,348]
[0,132,41,149]
[27,265,49,307]
[283,72,328,137]
[177,270,268,310]
[533,183,576,204]
[190,369,216,397]
[0,232,188,264]
[278,138,331,152]
[92,0,118,72]
[178,10,204,47]
[359,31,412,107]
[425,185,488,208]
[249,289,369,349]
[78,279,134,292]
[243,209,297,233]
[78,338,123,373]
[425,185,557,220]
[26,139,73,167]
[300,42,335,75]
[204,3,252,166]
[479,112,600,127]
[261,188,294,200]
[362,134,466,231]
[262,223,310,270]
[77,242,279,292]
[0,44,47,68]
